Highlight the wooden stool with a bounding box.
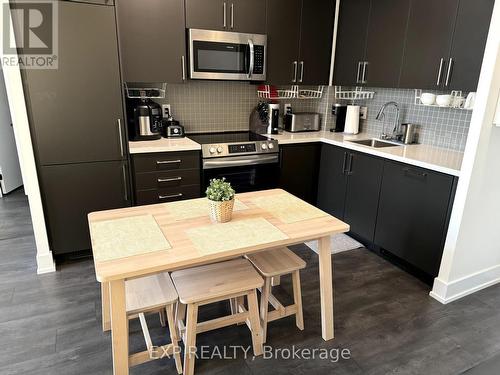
[126,272,182,373]
[246,247,306,343]
[171,258,264,375]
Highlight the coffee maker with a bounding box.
[127,99,162,141]
[249,102,280,135]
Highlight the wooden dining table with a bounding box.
[88,189,349,375]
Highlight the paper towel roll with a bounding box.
[344,105,360,135]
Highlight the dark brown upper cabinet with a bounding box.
[186,0,225,30]
[333,0,371,86]
[267,0,336,85]
[399,0,459,90]
[400,0,493,91]
[446,0,495,91]
[116,0,186,83]
[363,0,410,88]
[334,0,410,87]
[186,0,266,34]
[230,0,266,34]
[266,0,301,85]
[298,0,336,85]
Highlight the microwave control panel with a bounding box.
[253,45,265,74]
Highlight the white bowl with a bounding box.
[436,95,452,107]
[420,93,436,105]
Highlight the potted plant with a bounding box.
[206,178,235,223]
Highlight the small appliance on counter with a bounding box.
[127,99,162,141]
[284,112,321,132]
[330,104,348,132]
[343,105,360,135]
[162,116,185,138]
[399,123,417,144]
[249,102,280,135]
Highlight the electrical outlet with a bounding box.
[161,104,171,118]
[360,106,368,120]
[284,103,292,114]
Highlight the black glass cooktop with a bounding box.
[187,131,272,145]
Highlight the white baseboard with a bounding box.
[430,264,500,304]
[37,251,56,274]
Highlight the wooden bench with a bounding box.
[171,258,264,375]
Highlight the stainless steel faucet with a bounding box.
[375,101,401,140]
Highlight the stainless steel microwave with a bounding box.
[188,29,267,81]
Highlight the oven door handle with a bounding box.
[203,154,279,169]
[247,39,254,79]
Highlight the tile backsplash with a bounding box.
[157,81,472,152]
[157,81,258,133]
[354,87,473,151]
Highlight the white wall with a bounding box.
[431,0,500,303]
[0,65,23,195]
[0,7,55,274]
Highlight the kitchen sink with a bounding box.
[348,139,402,148]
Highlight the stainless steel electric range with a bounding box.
[188,131,279,193]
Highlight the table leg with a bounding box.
[109,279,129,375]
[101,282,111,332]
[318,236,334,341]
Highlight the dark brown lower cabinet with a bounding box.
[40,161,130,255]
[132,151,201,206]
[317,145,457,280]
[317,144,348,219]
[343,151,384,242]
[279,143,321,204]
[374,161,457,278]
[317,144,383,242]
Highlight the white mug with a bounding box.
[465,92,476,110]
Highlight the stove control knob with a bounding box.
[209,147,216,154]
[261,143,268,150]
[217,147,223,154]
[268,143,274,149]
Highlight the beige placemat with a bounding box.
[165,198,248,221]
[250,193,327,224]
[186,217,288,255]
[90,215,171,262]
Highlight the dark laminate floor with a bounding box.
[1,189,500,375]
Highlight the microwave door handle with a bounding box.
[248,39,254,79]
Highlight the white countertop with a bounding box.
[128,137,201,154]
[272,131,463,176]
[128,131,463,176]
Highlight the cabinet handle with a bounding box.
[159,193,183,200]
[158,177,182,183]
[445,58,453,87]
[299,61,304,83]
[341,152,348,174]
[230,3,234,29]
[356,62,362,83]
[403,167,427,178]
[436,58,445,86]
[181,56,186,81]
[156,159,181,165]
[292,61,298,83]
[362,62,368,84]
[122,164,129,201]
[117,119,124,158]
[347,154,354,175]
[223,2,227,28]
